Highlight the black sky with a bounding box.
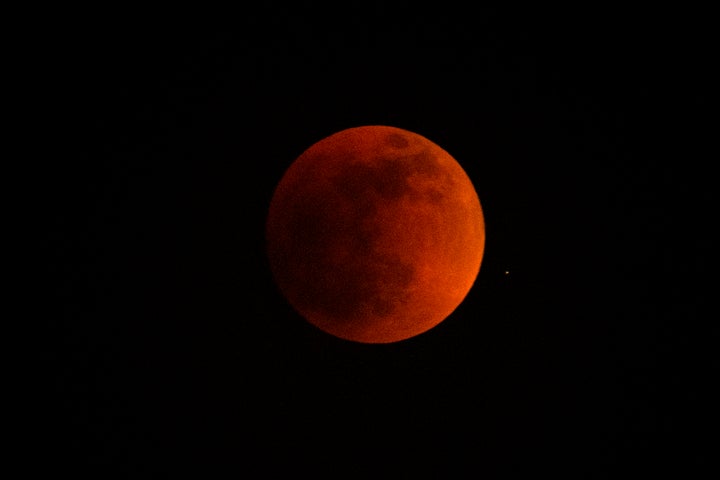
[49,6,711,478]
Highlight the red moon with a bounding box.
[266,126,485,343]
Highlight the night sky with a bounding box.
[50,6,711,478]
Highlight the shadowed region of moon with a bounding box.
[266,126,485,343]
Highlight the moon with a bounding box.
[266,125,485,343]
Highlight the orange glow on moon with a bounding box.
[266,125,485,343]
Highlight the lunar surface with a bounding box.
[266,125,485,343]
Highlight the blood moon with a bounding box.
[266,126,485,343]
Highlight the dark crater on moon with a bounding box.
[386,133,410,148]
